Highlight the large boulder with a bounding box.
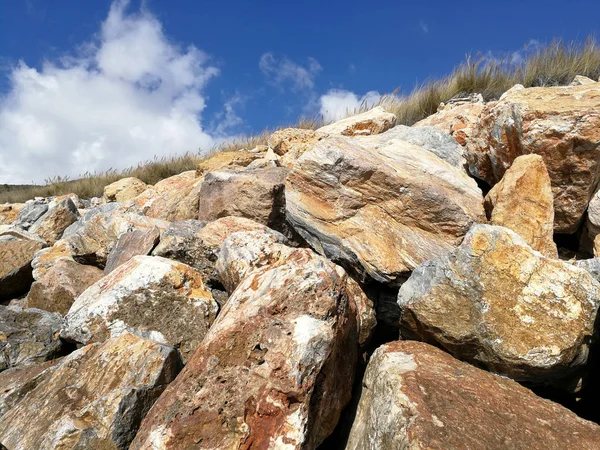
[25,259,104,315]
[195,149,264,176]
[484,154,557,258]
[466,83,600,233]
[0,333,181,450]
[286,134,485,285]
[318,106,396,136]
[268,127,325,168]
[414,100,485,146]
[104,227,160,274]
[30,240,74,280]
[0,203,24,225]
[62,255,218,362]
[131,249,362,449]
[103,176,148,202]
[15,201,49,229]
[29,198,79,245]
[345,341,600,450]
[398,224,600,383]
[0,305,65,372]
[0,235,44,301]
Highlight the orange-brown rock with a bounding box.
[0,203,25,225]
[317,106,396,136]
[268,128,324,167]
[0,333,181,450]
[414,101,485,146]
[103,176,148,202]
[31,239,74,280]
[484,154,557,258]
[466,83,600,233]
[345,341,600,450]
[131,249,361,449]
[195,149,264,176]
[29,198,79,245]
[398,224,600,382]
[0,235,44,301]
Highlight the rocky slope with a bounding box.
[2,77,600,449]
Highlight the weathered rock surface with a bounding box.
[466,83,600,233]
[30,240,74,280]
[104,227,160,274]
[571,75,597,86]
[414,101,485,146]
[25,260,104,315]
[198,167,289,230]
[398,224,600,382]
[29,198,79,245]
[0,203,24,225]
[15,201,49,229]
[0,333,181,450]
[132,249,361,449]
[103,176,148,202]
[0,235,44,301]
[268,127,325,168]
[318,106,396,136]
[0,305,65,371]
[345,341,600,450]
[286,134,485,285]
[485,154,557,258]
[62,255,218,362]
[195,149,264,176]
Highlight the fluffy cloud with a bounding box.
[319,89,381,122]
[0,0,222,183]
[259,53,322,91]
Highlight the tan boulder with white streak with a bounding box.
[0,333,181,450]
[318,106,396,136]
[485,154,557,258]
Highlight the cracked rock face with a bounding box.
[0,333,181,450]
[29,198,80,245]
[345,341,600,450]
[131,248,362,449]
[398,224,600,382]
[0,235,44,301]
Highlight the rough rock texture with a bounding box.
[268,128,325,168]
[0,203,24,225]
[30,240,74,280]
[29,198,79,245]
[195,149,264,176]
[398,224,600,382]
[286,134,485,285]
[0,305,65,371]
[484,154,557,258]
[131,249,361,449]
[62,255,218,362]
[104,227,160,274]
[0,333,181,450]
[198,167,289,230]
[103,177,148,202]
[318,106,397,136]
[414,101,485,146]
[571,75,597,85]
[61,202,119,239]
[466,83,600,233]
[0,235,44,301]
[16,201,49,229]
[25,260,104,315]
[345,341,600,450]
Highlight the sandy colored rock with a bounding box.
[0,235,44,301]
[103,176,148,202]
[345,340,600,450]
[415,101,485,146]
[466,83,600,233]
[318,106,397,136]
[0,203,24,225]
[195,149,264,176]
[132,249,362,449]
[25,259,104,315]
[29,198,80,245]
[31,240,74,280]
[104,227,160,274]
[268,127,325,168]
[286,134,485,285]
[198,167,289,229]
[0,305,65,372]
[398,224,600,382]
[485,154,557,258]
[571,75,597,85]
[62,255,218,362]
[0,333,181,450]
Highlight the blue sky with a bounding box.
[0,0,599,183]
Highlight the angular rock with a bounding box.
[31,240,74,280]
[414,101,485,146]
[0,333,181,450]
[103,177,148,202]
[0,235,44,301]
[0,203,24,225]
[104,227,160,274]
[398,224,600,382]
[466,83,600,233]
[131,249,362,449]
[16,201,49,229]
[61,202,120,239]
[286,134,485,285]
[345,341,600,450]
[25,260,104,315]
[195,149,264,176]
[62,255,218,362]
[52,193,84,209]
[485,154,557,258]
[29,198,79,245]
[198,167,289,230]
[0,305,65,371]
[268,127,325,168]
[571,75,597,85]
[318,106,396,136]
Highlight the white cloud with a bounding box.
[419,20,429,33]
[259,53,322,91]
[0,0,223,183]
[319,89,381,123]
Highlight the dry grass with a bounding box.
[2,38,599,204]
